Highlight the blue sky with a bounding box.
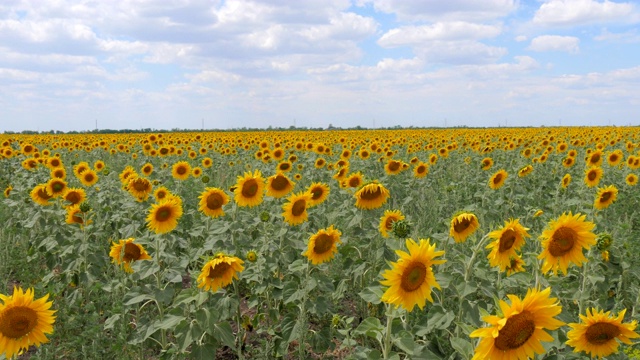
[0,0,639,132]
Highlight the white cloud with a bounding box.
[378,22,502,47]
[515,35,527,42]
[528,35,580,53]
[366,0,516,21]
[533,0,637,26]
[595,28,640,42]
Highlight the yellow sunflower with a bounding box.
[266,173,295,198]
[384,159,405,175]
[171,161,191,181]
[94,160,105,172]
[354,181,390,210]
[65,204,91,226]
[50,167,66,180]
[380,238,446,311]
[79,169,98,187]
[198,187,229,218]
[302,225,342,265]
[73,161,90,178]
[413,162,429,178]
[197,255,245,293]
[594,185,618,210]
[566,308,639,358]
[345,172,364,189]
[584,166,603,188]
[141,163,153,177]
[45,178,67,198]
[119,166,137,185]
[109,238,152,273]
[606,150,624,167]
[486,219,530,271]
[538,212,597,275]
[233,170,266,207]
[481,157,493,171]
[470,287,564,360]
[449,212,479,243]
[489,169,508,190]
[153,186,171,202]
[0,286,56,359]
[626,173,638,186]
[30,184,53,206]
[587,150,603,167]
[561,173,572,188]
[128,177,153,201]
[379,209,405,238]
[62,188,86,207]
[505,255,526,276]
[282,192,311,226]
[3,185,12,198]
[146,197,183,234]
[517,165,533,178]
[306,182,330,207]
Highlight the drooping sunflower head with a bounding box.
[30,184,53,206]
[354,181,390,210]
[171,161,191,181]
[282,191,311,226]
[449,212,479,243]
[470,287,564,360]
[488,169,508,190]
[197,255,245,293]
[379,209,405,238]
[306,182,330,207]
[0,286,56,359]
[561,173,572,189]
[380,238,446,311]
[584,166,603,188]
[518,164,533,178]
[594,185,618,210]
[302,225,342,265]
[566,308,639,358]
[504,255,526,276]
[486,218,530,271]
[198,187,230,218]
[266,173,295,198]
[481,157,493,170]
[109,238,152,273]
[146,197,183,234]
[65,204,91,226]
[538,212,597,275]
[233,170,266,208]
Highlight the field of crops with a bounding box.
[1,127,639,359]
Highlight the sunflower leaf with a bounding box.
[449,337,473,360]
[354,317,383,342]
[358,286,383,305]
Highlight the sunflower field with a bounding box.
[1,127,640,359]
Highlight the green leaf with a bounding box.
[123,293,153,306]
[393,330,415,355]
[358,285,383,305]
[156,314,186,330]
[213,322,236,350]
[190,343,218,360]
[449,337,473,360]
[103,314,121,331]
[354,317,383,342]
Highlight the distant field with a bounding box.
[1,127,639,359]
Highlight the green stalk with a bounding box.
[154,235,168,350]
[382,304,394,359]
[577,251,591,316]
[233,281,245,360]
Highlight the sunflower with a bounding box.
[379,210,405,238]
[0,286,56,359]
[345,172,364,188]
[563,156,575,168]
[566,308,639,358]
[538,212,597,275]
[380,238,446,311]
[50,167,66,180]
[282,192,311,226]
[561,173,572,188]
[30,184,53,206]
[470,287,564,360]
[65,204,91,226]
[94,160,105,172]
[413,162,429,178]
[62,188,86,207]
[517,165,533,178]
[584,166,603,188]
[79,169,98,187]
[481,157,494,170]
[128,177,153,201]
[141,163,153,176]
[505,255,526,276]
[587,150,603,167]
[266,173,295,198]
[146,197,183,234]
[45,178,67,198]
[626,173,638,186]
[606,150,624,167]
[449,212,480,243]
[198,187,229,218]
[153,186,171,202]
[276,160,292,173]
[3,185,12,198]
[73,161,90,177]
[314,158,326,169]
[593,185,617,210]
[119,166,137,185]
[45,157,62,169]
[354,181,390,210]
[202,157,213,168]
[197,255,245,293]
[302,225,342,265]
[384,159,405,175]
[306,182,330,207]
[109,238,152,273]
[171,161,191,181]
[489,169,508,190]
[486,219,530,271]
[233,170,266,207]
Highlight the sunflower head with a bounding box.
[391,219,412,239]
[566,308,639,358]
[594,185,618,210]
[282,191,311,226]
[354,181,390,210]
[198,187,230,218]
[596,233,613,251]
[197,255,245,293]
[486,218,530,271]
[489,169,508,190]
[233,170,266,208]
[302,225,342,265]
[449,212,479,243]
[266,173,295,198]
[109,238,152,273]
[306,182,330,207]
[146,197,184,234]
[378,209,405,238]
[538,212,597,275]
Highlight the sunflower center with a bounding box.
[241,179,259,197]
[453,218,471,233]
[494,310,535,351]
[385,216,397,230]
[548,226,577,256]
[499,229,517,253]
[417,165,426,173]
[360,187,382,200]
[493,174,503,184]
[0,306,38,339]
[610,154,618,162]
[348,177,361,187]
[400,261,427,292]
[279,163,290,171]
[585,322,621,345]
[156,208,172,221]
[388,161,400,171]
[84,174,95,182]
[313,234,334,254]
[600,191,612,202]
[133,180,149,191]
[208,262,231,279]
[52,182,64,192]
[206,193,224,210]
[271,175,290,191]
[310,188,323,200]
[66,192,81,204]
[588,171,597,181]
[177,166,188,175]
[38,188,52,200]
[123,242,142,262]
[590,154,601,164]
[291,199,306,216]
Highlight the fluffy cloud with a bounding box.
[365,0,516,21]
[378,22,502,47]
[533,0,637,26]
[528,35,580,53]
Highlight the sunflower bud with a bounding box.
[596,233,613,251]
[260,211,271,222]
[246,250,257,263]
[392,219,412,239]
[601,250,610,262]
[201,175,210,184]
[79,202,91,213]
[331,314,341,328]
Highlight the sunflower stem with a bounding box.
[578,251,591,315]
[233,281,245,360]
[382,304,394,359]
[154,234,168,350]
